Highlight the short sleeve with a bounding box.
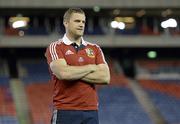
[45,42,64,65]
[95,45,107,64]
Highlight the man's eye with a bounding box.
[75,20,80,22]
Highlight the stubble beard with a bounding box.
[74,30,84,38]
[67,29,84,40]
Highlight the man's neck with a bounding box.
[66,33,81,46]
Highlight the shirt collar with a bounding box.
[62,34,87,46]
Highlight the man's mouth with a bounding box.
[77,28,83,31]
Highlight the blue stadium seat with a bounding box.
[0,116,19,124]
[147,90,180,123]
[0,77,10,86]
[98,87,152,124]
[19,60,50,84]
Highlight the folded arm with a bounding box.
[81,64,110,85]
[50,59,97,80]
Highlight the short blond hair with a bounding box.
[63,8,85,22]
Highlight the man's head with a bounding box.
[63,8,86,38]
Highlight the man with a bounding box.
[45,8,110,124]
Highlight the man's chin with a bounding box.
[77,33,84,37]
[74,34,83,39]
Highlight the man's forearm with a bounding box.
[51,62,96,80]
[50,59,109,82]
[60,65,94,80]
[82,69,110,84]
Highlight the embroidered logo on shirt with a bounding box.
[85,48,95,58]
[78,57,84,62]
[65,50,74,55]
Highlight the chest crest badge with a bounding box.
[85,48,95,58]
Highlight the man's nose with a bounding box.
[79,22,84,27]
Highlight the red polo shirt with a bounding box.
[45,34,107,110]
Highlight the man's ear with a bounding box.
[63,21,68,28]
